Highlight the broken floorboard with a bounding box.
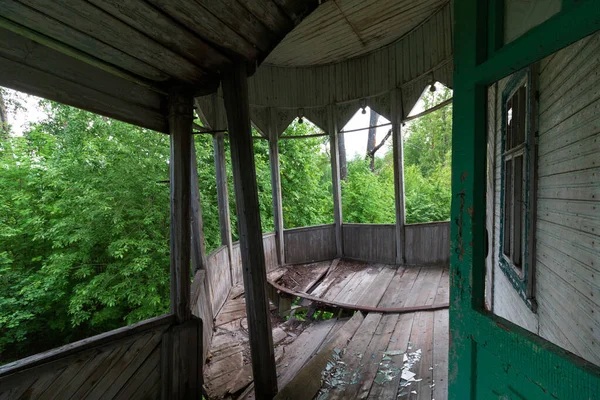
[205,261,450,399]
[279,309,449,400]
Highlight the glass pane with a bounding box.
[503,159,512,257]
[515,86,527,146]
[504,0,561,44]
[513,155,523,268]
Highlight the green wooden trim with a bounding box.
[497,68,535,310]
[451,0,600,398]
[487,0,504,58]
[474,0,600,84]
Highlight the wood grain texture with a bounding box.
[17,0,207,83]
[0,54,167,133]
[0,318,171,400]
[169,90,193,323]
[404,221,450,265]
[222,64,277,399]
[342,224,396,264]
[284,224,337,264]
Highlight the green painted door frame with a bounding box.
[450,1,600,398]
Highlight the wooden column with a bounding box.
[190,137,208,274]
[165,88,202,399]
[391,88,406,264]
[169,88,193,323]
[328,104,343,257]
[213,132,234,281]
[268,108,285,266]
[222,64,278,399]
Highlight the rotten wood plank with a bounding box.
[274,313,365,400]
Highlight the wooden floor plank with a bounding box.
[406,312,435,400]
[277,319,339,389]
[275,313,365,400]
[432,309,449,400]
[309,261,343,298]
[326,313,383,400]
[404,267,444,307]
[367,312,415,399]
[434,266,450,305]
[334,265,381,305]
[355,314,400,398]
[357,266,397,307]
[377,266,419,308]
[321,269,360,302]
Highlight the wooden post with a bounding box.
[269,108,285,266]
[328,104,343,257]
[222,64,278,399]
[190,137,208,274]
[391,88,406,264]
[213,132,234,282]
[169,88,193,324]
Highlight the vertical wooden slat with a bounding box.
[222,64,278,399]
[328,104,343,258]
[213,132,234,283]
[391,88,406,264]
[190,137,208,274]
[269,107,285,266]
[169,88,193,324]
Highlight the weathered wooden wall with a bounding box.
[342,224,397,264]
[404,222,450,265]
[197,3,454,136]
[0,315,173,400]
[490,32,600,366]
[230,232,278,285]
[284,224,337,264]
[191,270,215,364]
[205,245,231,316]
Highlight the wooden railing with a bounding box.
[0,314,196,400]
[283,224,336,264]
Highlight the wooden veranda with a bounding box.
[1,0,600,399]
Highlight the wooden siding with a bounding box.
[404,222,450,265]
[231,232,279,285]
[0,315,173,400]
[246,3,453,114]
[536,31,600,366]
[191,270,214,365]
[206,245,231,316]
[284,224,336,264]
[490,32,600,366]
[342,224,396,264]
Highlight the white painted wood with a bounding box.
[489,33,600,367]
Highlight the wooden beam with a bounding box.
[190,138,208,274]
[269,108,285,266]
[213,133,234,283]
[221,64,278,399]
[328,105,344,258]
[0,54,167,133]
[169,89,193,323]
[391,88,406,264]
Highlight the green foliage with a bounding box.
[342,86,452,224]
[0,102,171,359]
[279,121,333,228]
